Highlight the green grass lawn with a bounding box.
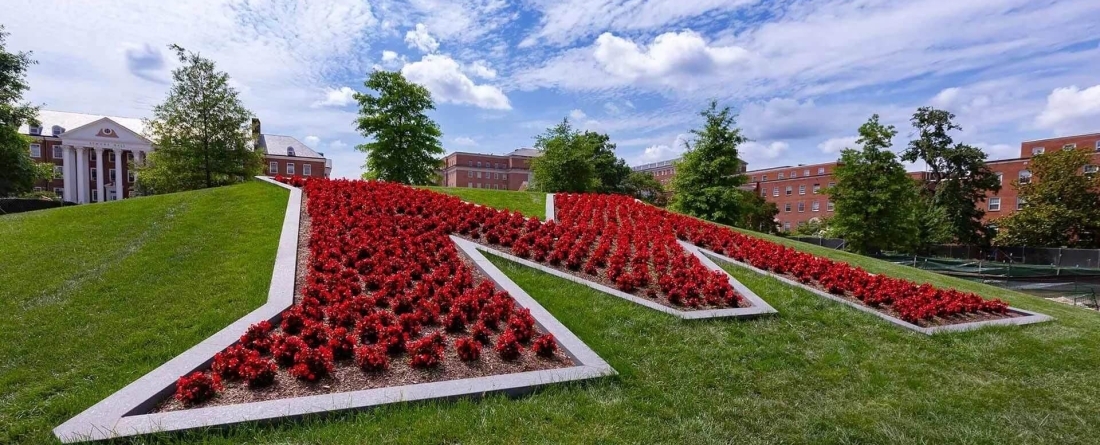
[0,181,288,444]
[423,186,546,219]
[6,185,1100,444]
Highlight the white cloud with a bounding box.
[453,136,478,146]
[930,87,962,108]
[304,135,321,146]
[740,141,789,164]
[520,0,755,47]
[465,60,497,79]
[405,23,440,53]
[312,86,357,108]
[401,54,511,110]
[1036,84,1100,135]
[569,109,587,120]
[382,50,399,62]
[329,140,348,150]
[973,142,1018,160]
[817,136,859,154]
[593,31,749,83]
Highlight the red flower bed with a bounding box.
[664,211,1009,324]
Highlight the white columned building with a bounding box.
[49,115,153,203]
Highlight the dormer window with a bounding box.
[29,125,42,136]
[286,147,296,157]
[52,125,64,137]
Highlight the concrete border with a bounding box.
[53,181,613,442]
[545,193,555,221]
[466,241,777,320]
[700,248,1054,335]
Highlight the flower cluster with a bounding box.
[174,372,221,406]
[667,212,1009,323]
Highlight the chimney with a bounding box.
[251,118,262,150]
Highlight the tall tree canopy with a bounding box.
[587,131,632,194]
[827,115,919,254]
[669,100,749,226]
[354,70,443,185]
[0,25,44,197]
[902,107,1000,245]
[993,149,1100,248]
[138,45,260,194]
[623,171,666,205]
[530,119,600,193]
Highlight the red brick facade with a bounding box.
[263,157,327,178]
[438,150,539,191]
[28,136,136,200]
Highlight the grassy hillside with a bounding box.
[0,181,288,444]
[424,186,546,219]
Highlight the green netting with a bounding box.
[875,254,1100,279]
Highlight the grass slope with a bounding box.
[423,186,546,219]
[0,181,288,444]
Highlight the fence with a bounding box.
[787,236,1100,269]
[0,198,74,215]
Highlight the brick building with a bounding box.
[438,148,541,191]
[15,111,330,204]
[633,132,1100,232]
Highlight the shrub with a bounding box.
[354,344,389,372]
[507,308,536,343]
[239,320,275,354]
[272,335,307,368]
[408,333,445,368]
[469,320,493,345]
[495,329,523,361]
[532,334,558,358]
[289,346,334,382]
[238,354,277,388]
[211,344,252,379]
[455,337,481,361]
[328,326,357,360]
[300,321,331,348]
[174,371,221,405]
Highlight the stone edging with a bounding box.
[545,193,555,221]
[467,241,778,320]
[700,248,1054,335]
[53,179,614,442]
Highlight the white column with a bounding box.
[61,145,72,202]
[75,147,88,204]
[115,150,124,201]
[95,147,105,204]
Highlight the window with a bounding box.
[468,161,473,167]
[468,182,473,188]
[51,125,63,136]
[1085,165,1098,174]
[798,185,806,195]
[287,147,296,157]
[827,201,834,212]
[784,203,791,212]
[477,183,482,188]
[761,188,767,197]
[783,222,791,232]
[303,164,312,176]
[29,125,42,135]
[812,201,820,212]
[477,161,482,167]
[818,167,825,175]
[804,169,810,176]
[91,168,97,180]
[54,187,63,198]
[751,176,757,182]
[772,186,779,197]
[127,152,134,161]
[494,173,500,179]
[790,171,797,178]
[109,169,116,182]
[988,197,1001,211]
[1019,170,1031,184]
[798,202,805,212]
[762,175,768,181]
[90,151,96,161]
[778,173,785,179]
[34,187,43,192]
[476,171,482,178]
[1095,140,1100,151]
[29,144,41,158]
[467,170,472,178]
[1063,143,1076,150]
[785,186,792,196]
[503,174,508,180]
[828,182,835,188]
[53,165,63,177]
[269,162,278,174]
[1032,147,1045,155]
[812,184,820,194]
[92,189,98,202]
[53,146,63,159]
[996,172,1003,184]
[1016,197,1027,210]
[287,163,295,175]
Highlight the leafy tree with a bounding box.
[354,70,443,185]
[586,131,632,193]
[0,25,42,197]
[530,119,599,192]
[912,194,953,250]
[623,171,666,205]
[793,217,831,237]
[827,115,919,254]
[993,149,1100,248]
[669,100,749,226]
[902,107,1001,245]
[738,190,779,234]
[138,45,261,194]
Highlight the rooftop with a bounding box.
[18,110,146,136]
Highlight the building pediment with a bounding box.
[61,117,152,150]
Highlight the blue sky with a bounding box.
[5,0,1100,178]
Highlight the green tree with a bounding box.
[669,100,749,226]
[739,190,779,234]
[993,149,1100,248]
[530,119,599,192]
[138,45,260,194]
[827,115,919,254]
[902,107,1001,245]
[623,171,666,205]
[0,25,42,197]
[586,131,632,193]
[793,217,831,237]
[354,70,443,185]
